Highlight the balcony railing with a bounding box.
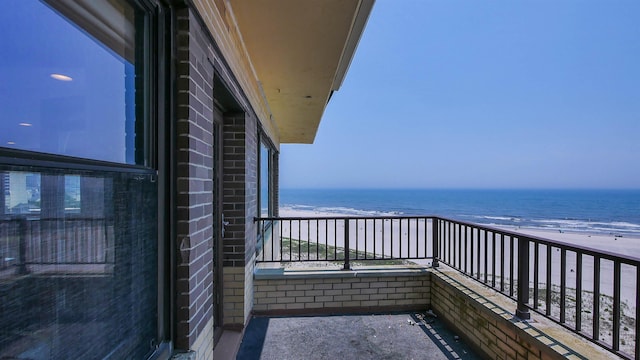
[256,215,640,360]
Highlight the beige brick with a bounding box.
[295,296,314,303]
[253,304,267,311]
[378,300,397,306]
[276,297,295,304]
[405,293,422,299]
[295,284,314,291]
[369,282,388,288]
[324,302,343,308]
[342,301,362,307]
[257,297,277,305]
[324,289,343,296]
[286,290,305,297]
[276,284,295,291]
[333,283,351,290]
[378,288,397,294]
[388,293,405,300]
[267,291,285,298]
[257,285,276,293]
[286,303,305,310]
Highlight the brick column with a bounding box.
[222,112,258,329]
[174,8,216,354]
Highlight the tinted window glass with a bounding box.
[0,167,158,359]
[0,0,144,164]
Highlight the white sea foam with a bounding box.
[281,204,401,217]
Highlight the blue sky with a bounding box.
[280,0,640,189]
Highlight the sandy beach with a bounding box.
[271,207,640,306]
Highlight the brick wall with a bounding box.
[253,270,430,315]
[175,7,216,356]
[221,97,259,330]
[430,269,614,360]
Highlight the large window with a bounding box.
[0,0,147,165]
[0,1,163,359]
[260,141,271,218]
[259,137,275,218]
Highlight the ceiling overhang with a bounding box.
[227,0,374,144]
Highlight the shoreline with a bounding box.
[279,207,640,258]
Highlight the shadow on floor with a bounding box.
[236,312,481,360]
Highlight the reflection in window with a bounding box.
[0,167,158,359]
[0,0,159,358]
[1,172,40,215]
[0,0,144,165]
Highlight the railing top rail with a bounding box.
[255,215,438,221]
[256,215,640,265]
[436,216,640,265]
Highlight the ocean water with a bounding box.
[280,189,640,237]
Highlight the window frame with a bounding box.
[0,0,172,358]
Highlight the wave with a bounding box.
[471,215,522,222]
[281,204,640,236]
[281,204,402,217]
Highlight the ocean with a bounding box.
[280,189,640,237]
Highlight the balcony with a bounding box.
[248,216,640,360]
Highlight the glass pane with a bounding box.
[0,0,144,165]
[260,143,270,217]
[0,167,158,359]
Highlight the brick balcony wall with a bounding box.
[430,269,616,360]
[253,267,618,359]
[253,269,430,315]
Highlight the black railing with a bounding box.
[256,215,640,360]
[257,216,436,270]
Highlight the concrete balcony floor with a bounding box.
[236,312,481,360]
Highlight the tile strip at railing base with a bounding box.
[252,304,428,317]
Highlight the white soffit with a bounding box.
[228,0,374,143]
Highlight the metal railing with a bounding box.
[256,215,640,360]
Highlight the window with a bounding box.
[0,1,163,359]
[0,0,147,165]
[260,140,272,218]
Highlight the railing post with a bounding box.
[516,236,531,320]
[432,218,439,268]
[343,218,351,270]
[18,217,28,275]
